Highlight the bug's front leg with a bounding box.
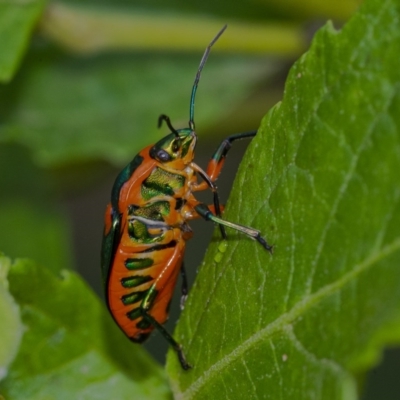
[194,203,273,253]
[206,131,257,181]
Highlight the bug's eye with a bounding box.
[171,142,180,153]
[156,149,170,162]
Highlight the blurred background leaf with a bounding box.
[0,258,170,399]
[0,256,23,381]
[0,0,47,82]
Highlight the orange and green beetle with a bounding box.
[101,25,272,370]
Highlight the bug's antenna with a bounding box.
[158,114,179,137]
[189,25,227,130]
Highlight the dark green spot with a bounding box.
[125,258,153,270]
[121,290,148,305]
[126,307,142,321]
[121,275,153,288]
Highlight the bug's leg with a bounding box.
[140,286,191,370]
[191,131,258,239]
[194,203,273,253]
[180,263,189,310]
[207,131,258,239]
[190,163,227,238]
[206,131,257,181]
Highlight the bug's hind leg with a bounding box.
[194,203,273,253]
[180,263,189,310]
[141,311,191,370]
[140,286,191,370]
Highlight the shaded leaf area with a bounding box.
[168,0,400,398]
[0,43,268,167]
[0,259,171,400]
[0,0,47,82]
[0,144,73,273]
[39,2,306,57]
[0,256,23,381]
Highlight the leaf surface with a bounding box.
[0,259,171,400]
[167,0,400,398]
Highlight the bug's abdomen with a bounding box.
[106,227,185,341]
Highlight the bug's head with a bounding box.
[150,127,197,167]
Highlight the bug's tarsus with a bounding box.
[177,346,192,370]
[158,114,179,137]
[189,25,227,130]
[255,233,274,254]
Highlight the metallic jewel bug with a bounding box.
[101,25,272,370]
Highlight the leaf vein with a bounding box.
[182,236,400,398]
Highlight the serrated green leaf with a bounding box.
[0,259,170,400]
[0,255,23,382]
[0,0,47,82]
[167,0,400,398]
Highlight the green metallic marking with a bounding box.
[127,201,171,243]
[127,220,165,244]
[141,167,185,201]
[131,201,170,221]
[121,290,149,305]
[126,307,142,321]
[128,220,149,242]
[180,130,193,158]
[111,154,144,211]
[101,210,121,291]
[124,257,154,270]
[121,275,153,288]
